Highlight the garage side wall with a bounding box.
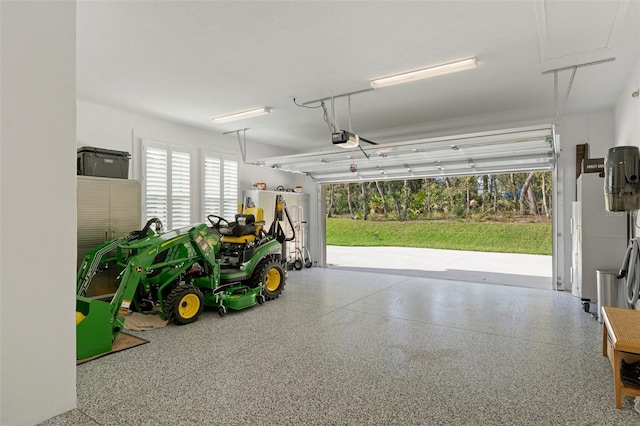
[1,2,77,424]
[76,100,306,224]
[615,58,640,309]
[614,60,640,148]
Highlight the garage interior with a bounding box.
[1,1,640,425]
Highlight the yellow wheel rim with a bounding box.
[179,294,200,319]
[265,268,281,292]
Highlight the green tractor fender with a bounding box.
[243,239,283,276]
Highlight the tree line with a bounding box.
[326,171,552,221]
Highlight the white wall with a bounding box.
[77,100,302,189]
[1,2,77,424]
[615,59,640,147]
[77,100,308,223]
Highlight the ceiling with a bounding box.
[76,1,639,161]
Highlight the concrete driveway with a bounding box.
[326,245,553,290]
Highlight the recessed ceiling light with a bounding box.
[370,58,478,89]
[212,107,271,124]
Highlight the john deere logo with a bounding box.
[136,266,143,273]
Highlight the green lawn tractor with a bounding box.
[76,197,295,360]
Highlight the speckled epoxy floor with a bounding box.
[42,268,639,425]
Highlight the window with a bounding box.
[223,160,238,218]
[170,151,191,228]
[144,146,168,227]
[143,141,191,230]
[203,153,238,220]
[142,141,238,230]
[203,156,221,218]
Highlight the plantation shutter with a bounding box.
[144,146,168,227]
[171,150,191,228]
[223,159,238,218]
[203,156,222,217]
[143,141,192,230]
[202,154,238,220]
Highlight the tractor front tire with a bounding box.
[254,258,285,300]
[165,283,204,325]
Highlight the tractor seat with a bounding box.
[220,207,265,244]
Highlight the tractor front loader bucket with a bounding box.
[76,296,113,360]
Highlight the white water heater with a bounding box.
[605,146,640,212]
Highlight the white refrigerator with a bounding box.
[571,173,628,304]
[571,201,582,299]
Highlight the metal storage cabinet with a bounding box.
[77,176,141,297]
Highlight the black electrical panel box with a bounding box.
[583,158,605,174]
[77,146,130,179]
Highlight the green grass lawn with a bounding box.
[326,218,552,255]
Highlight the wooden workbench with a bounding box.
[601,306,640,408]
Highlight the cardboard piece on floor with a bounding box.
[124,312,168,331]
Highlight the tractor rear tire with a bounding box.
[254,258,285,300]
[165,283,204,325]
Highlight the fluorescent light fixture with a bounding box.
[211,107,271,124]
[370,58,477,89]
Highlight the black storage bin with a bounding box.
[77,147,130,179]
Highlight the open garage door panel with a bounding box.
[255,125,555,183]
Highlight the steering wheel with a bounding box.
[207,214,231,231]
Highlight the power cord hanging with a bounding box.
[331,96,339,131]
[293,98,337,134]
